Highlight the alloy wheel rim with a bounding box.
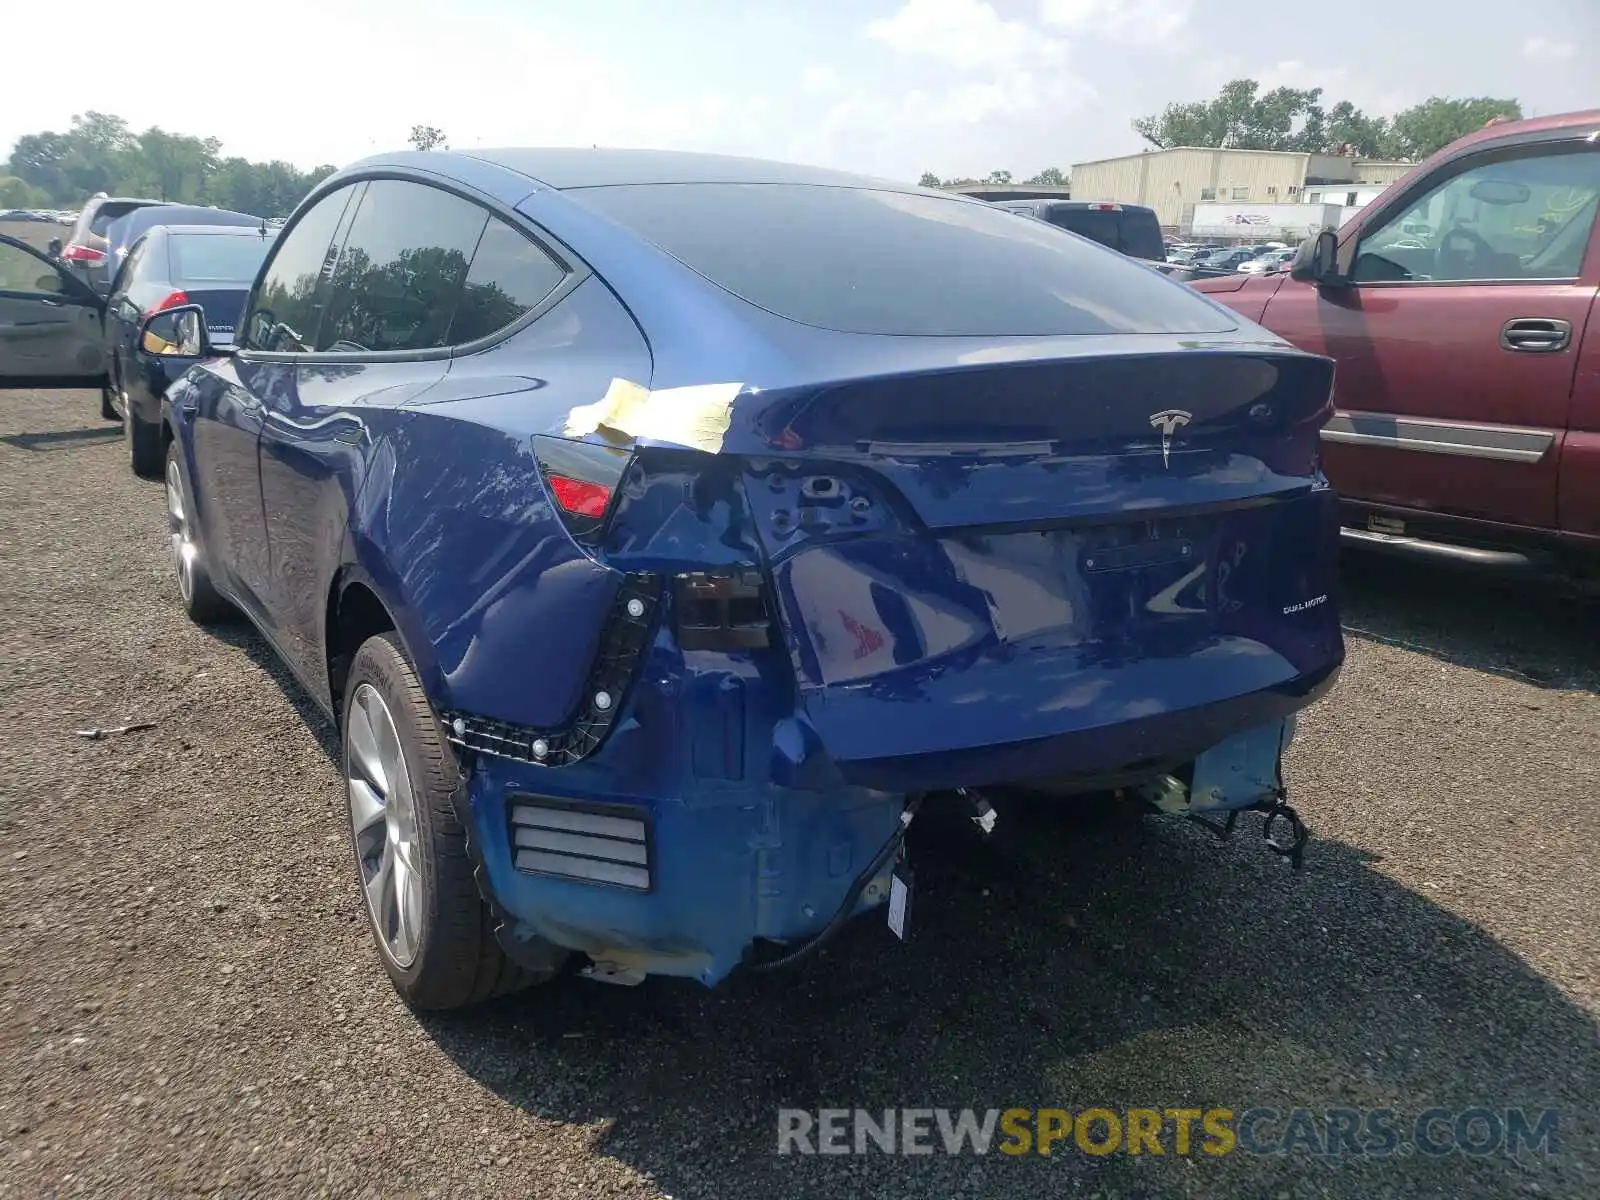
[346,683,423,969]
[164,459,196,603]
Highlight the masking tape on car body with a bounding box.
[563,377,742,454]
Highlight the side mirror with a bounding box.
[1288,230,1344,286]
[140,305,211,358]
[47,237,62,259]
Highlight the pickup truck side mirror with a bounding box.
[1288,230,1344,286]
[46,237,62,259]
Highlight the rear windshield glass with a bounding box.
[1045,208,1166,261]
[168,234,273,283]
[575,184,1232,337]
[89,202,155,237]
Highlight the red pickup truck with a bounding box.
[1193,109,1600,577]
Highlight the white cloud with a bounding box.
[1039,0,1192,44]
[810,1,1093,178]
[867,0,1062,69]
[0,0,765,170]
[787,65,1095,180]
[801,65,842,94]
[1521,36,1577,61]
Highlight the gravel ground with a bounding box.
[1,388,1596,1199]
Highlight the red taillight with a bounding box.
[532,434,630,542]
[547,474,613,519]
[151,290,191,314]
[1087,202,1123,211]
[61,243,105,263]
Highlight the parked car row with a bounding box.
[0,148,1345,1010]
[0,208,76,224]
[52,194,268,296]
[0,215,275,468]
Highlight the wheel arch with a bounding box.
[323,554,445,722]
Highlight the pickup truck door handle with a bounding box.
[1500,317,1572,353]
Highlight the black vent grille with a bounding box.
[508,797,651,891]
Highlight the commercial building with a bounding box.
[1068,147,1412,230]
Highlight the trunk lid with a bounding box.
[185,288,248,345]
[735,348,1342,791]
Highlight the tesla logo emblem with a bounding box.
[1149,409,1193,468]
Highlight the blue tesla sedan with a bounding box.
[0,150,1344,1009]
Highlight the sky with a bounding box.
[2,0,1595,182]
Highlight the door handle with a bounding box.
[1500,317,1572,353]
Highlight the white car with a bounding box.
[1238,248,1297,275]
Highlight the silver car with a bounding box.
[56,194,169,293]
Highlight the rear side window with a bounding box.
[168,234,273,283]
[577,183,1225,336]
[241,185,359,352]
[447,217,566,344]
[89,201,156,237]
[315,180,486,352]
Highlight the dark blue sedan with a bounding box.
[103,224,275,474]
[3,150,1344,1009]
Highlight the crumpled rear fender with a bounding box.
[350,413,621,729]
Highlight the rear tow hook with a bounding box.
[1189,794,1309,870]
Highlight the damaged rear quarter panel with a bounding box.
[345,275,655,730]
[352,414,620,728]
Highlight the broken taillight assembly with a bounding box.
[61,243,105,263]
[531,434,631,541]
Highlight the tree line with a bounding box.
[920,167,1068,189]
[1,111,339,217]
[1133,82,1520,160]
[920,84,1523,189]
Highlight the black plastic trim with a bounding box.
[442,571,662,766]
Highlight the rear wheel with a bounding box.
[342,632,561,1010]
[164,442,231,623]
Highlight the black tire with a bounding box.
[342,631,562,1010]
[99,381,118,421]
[164,441,232,624]
[126,400,163,478]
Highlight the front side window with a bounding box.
[315,180,487,353]
[241,184,360,352]
[0,241,64,297]
[1353,147,1600,283]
